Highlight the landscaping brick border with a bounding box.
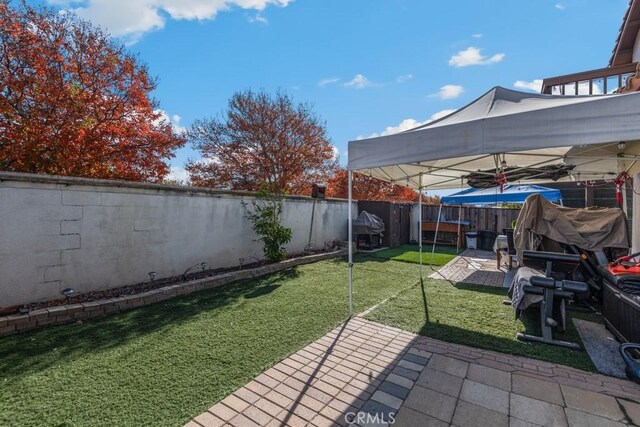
[0,249,347,338]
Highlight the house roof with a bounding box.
[610,0,640,66]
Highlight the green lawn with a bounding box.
[365,244,459,266]
[0,254,599,426]
[365,278,598,372]
[0,258,420,427]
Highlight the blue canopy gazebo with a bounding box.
[435,184,564,256]
[441,184,563,205]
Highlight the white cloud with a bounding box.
[448,47,505,67]
[344,74,373,89]
[472,33,483,38]
[555,3,566,10]
[154,109,186,134]
[166,166,190,184]
[317,77,340,87]
[396,74,413,83]
[430,109,456,121]
[248,12,268,24]
[366,109,457,138]
[551,81,603,95]
[432,84,464,99]
[332,145,339,160]
[514,79,603,95]
[514,79,543,93]
[51,0,293,42]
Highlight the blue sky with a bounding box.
[40,0,628,186]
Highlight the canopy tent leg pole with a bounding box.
[456,204,462,254]
[418,174,423,282]
[348,170,353,317]
[430,203,442,266]
[633,173,640,253]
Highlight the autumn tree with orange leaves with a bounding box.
[326,168,440,203]
[187,90,337,193]
[0,1,184,181]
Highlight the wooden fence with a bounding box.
[422,205,521,233]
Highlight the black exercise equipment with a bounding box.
[515,251,589,350]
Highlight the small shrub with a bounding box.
[243,188,293,263]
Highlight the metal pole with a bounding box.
[348,170,353,317]
[623,181,629,217]
[430,203,443,265]
[456,204,462,254]
[418,174,423,281]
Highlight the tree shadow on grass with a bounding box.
[0,267,300,379]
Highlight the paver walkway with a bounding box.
[430,249,506,287]
[185,317,640,427]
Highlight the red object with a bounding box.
[609,253,640,275]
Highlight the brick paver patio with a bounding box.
[185,317,640,427]
[430,249,506,287]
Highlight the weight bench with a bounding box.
[513,251,589,350]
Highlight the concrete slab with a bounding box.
[564,408,627,427]
[452,400,509,427]
[572,318,627,378]
[428,354,469,378]
[618,399,640,426]
[393,407,448,427]
[416,367,464,397]
[509,417,542,427]
[404,386,457,423]
[510,394,568,427]
[429,250,506,287]
[459,379,510,414]
[512,374,564,405]
[466,363,511,391]
[561,385,625,421]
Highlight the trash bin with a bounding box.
[478,230,497,251]
[465,231,478,249]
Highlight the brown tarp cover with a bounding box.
[514,194,629,258]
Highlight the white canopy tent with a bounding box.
[345,86,640,315]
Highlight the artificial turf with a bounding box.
[364,244,459,266]
[0,257,420,427]
[365,277,598,372]
[0,253,599,426]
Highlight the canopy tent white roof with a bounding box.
[344,86,640,316]
[347,87,640,189]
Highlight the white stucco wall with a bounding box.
[632,29,640,63]
[0,172,356,307]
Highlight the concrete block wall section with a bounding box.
[0,172,356,308]
[0,250,346,337]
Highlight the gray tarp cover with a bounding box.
[514,194,629,258]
